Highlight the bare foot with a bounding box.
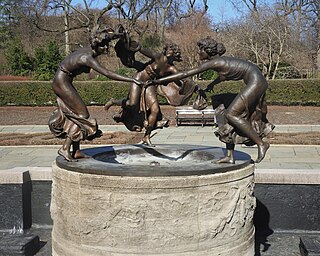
[132,125,142,132]
[143,120,149,128]
[104,99,114,111]
[215,156,235,164]
[73,150,90,159]
[112,114,122,123]
[156,119,170,129]
[255,142,270,163]
[140,136,155,147]
[58,148,77,162]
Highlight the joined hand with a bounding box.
[205,85,213,92]
[134,78,144,86]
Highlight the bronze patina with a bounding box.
[152,37,274,163]
[105,33,196,146]
[49,27,143,162]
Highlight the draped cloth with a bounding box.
[49,97,100,142]
[114,79,195,133]
[157,79,196,106]
[212,93,275,146]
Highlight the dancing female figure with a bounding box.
[152,37,274,163]
[106,42,190,146]
[49,27,142,161]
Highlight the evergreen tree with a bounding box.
[5,38,33,76]
[0,0,23,49]
[34,40,63,80]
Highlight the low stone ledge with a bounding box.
[1,166,320,185]
[255,169,320,184]
[0,167,51,184]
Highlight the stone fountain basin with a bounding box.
[56,144,251,176]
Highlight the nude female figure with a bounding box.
[152,37,273,163]
[49,27,143,161]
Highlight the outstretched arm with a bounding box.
[204,76,223,92]
[85,56,142,85]
[153,61,214,84]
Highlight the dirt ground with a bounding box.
[0,105,319,145]
[1,105,320,125]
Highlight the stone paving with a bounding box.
[1,124,319,171]
[1,124,320,256]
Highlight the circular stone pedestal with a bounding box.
[51,144,256,256]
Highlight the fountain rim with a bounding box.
[55,144,252,177]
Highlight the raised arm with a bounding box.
[204,76,223,92]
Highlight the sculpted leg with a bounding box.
[72,141,89,159]
[140,86,159,147]
[140,120,155,147]
[58,137,76,162]
[216,143,235,164]
[256,141,270,163]
[141,135,155,147]
[225,111,269,163]
[104,98,125,111]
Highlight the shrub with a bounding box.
[116,67,135,77]
[201,79,320,106]
[199,69,218,80]
[0,81,130,106]
[0,79,319,106]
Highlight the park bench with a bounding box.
[175,107,217,127]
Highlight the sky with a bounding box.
[74,0,239,22]
[72,0,278,25]
[206,0,238,23]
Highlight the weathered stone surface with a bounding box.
[51,145,255,256]
[300,237,320,256]
[0,234,40,256]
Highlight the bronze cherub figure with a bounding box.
[105,31,196,146]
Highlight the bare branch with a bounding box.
[178,0,208,20]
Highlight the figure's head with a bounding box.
[90,26,120,55]
[197,37,226,60]
[163,43,182,62]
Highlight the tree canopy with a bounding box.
[1,0,320,80]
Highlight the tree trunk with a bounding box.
[160,7,167,43]
[316,44,320,78]
[63,0,71,55]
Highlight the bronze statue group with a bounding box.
[49,24,274,164]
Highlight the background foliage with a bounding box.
[1,0,320,80]
[1,79,319,106]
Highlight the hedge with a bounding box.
[0,79,319,106]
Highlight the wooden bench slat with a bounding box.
[175,108,217,127]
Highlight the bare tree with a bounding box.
[29,0,113,54]
[167,12,214,70]
[110,0,156,37]
[223,0,294,79]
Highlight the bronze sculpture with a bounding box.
[105,36,196,146]
[49,27,143,161]
[151,37,274,163]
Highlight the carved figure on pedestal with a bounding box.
[48,27,143,161]
[152,37,274,163]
